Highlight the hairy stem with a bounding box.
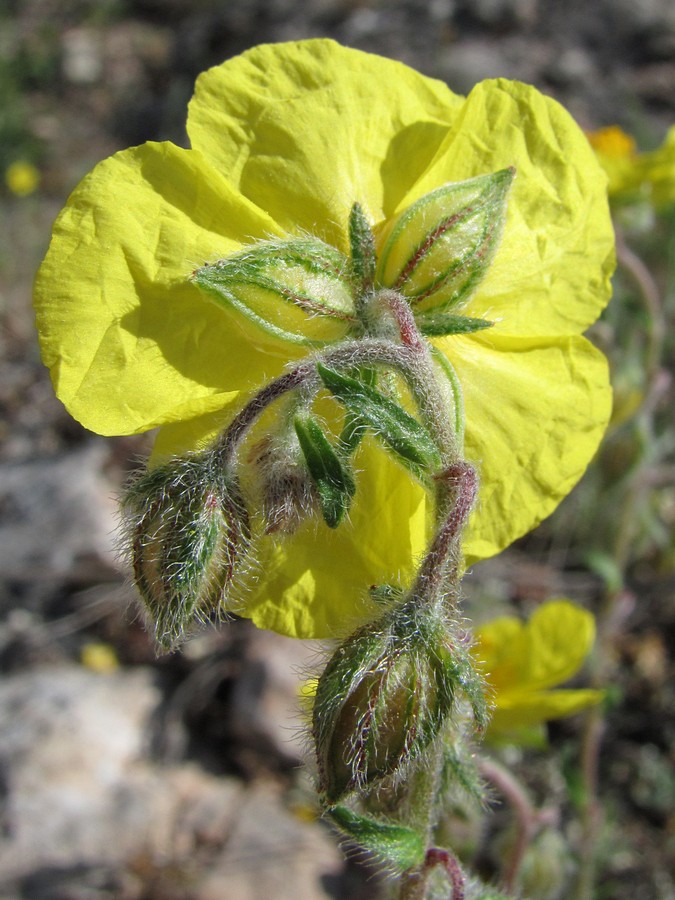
[216,336,457,472]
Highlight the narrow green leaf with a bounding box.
[417,313,494,337]
[317,363,442,471]
[338,367,378,454]
[348,202,376,294]
[294,416,355,528]
[328,806,425,871]
[430,347,465,451]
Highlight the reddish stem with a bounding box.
[425,848,465,899]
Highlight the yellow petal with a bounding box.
[489,688,604,731]
[440,332,612,564]
[472,617,526,692]
[475,599,597,693]
[518,599,598,690]
[396,79,615,337]
[187,39,463,252]
[240,438,427,639]
[34,142,287,435]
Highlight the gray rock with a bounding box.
[0,665,343,898]
[0,445,120,587]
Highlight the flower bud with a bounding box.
[376,168,515,320]
[123,453,250,649]
[192,237,356,348]
[313,600,479,804]
[250,434,317,535]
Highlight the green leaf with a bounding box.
[317,363,442,471]
[328,806,425,871]
[417,312,494,337]
[338,366,378,454]
[193,238,355,346]
[376,168,515,314]
[293,415,355,528]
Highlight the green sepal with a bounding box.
[417,313,494,337]
[377,168,515,314]
[368,583,405,606]
[317,363,442,472]
[327,806,425,872]
[293,415,355,528]
[192,238,355,346]
[348,202,377,295]
[439,741,486,806]
[338,366,377,454]
[123,452,250,650]
[442,647,490,734]
[313,601,461,804]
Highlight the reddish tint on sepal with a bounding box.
[124,452,250,649]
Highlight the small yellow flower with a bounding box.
[80,641,120,673]
[588,124,675,208]
[474,599,604,744]
[5,160,40,196]
[34,40,614,638]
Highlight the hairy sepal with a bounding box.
[377,168,515,314]
[192,238,355,346]
[327,805,425,872]
[123,452,249,649]
[313,600,467,804]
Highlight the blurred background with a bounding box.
[1,1,673,898]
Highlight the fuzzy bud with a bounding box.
[250,434,317,535]
[123,453,250,649]
[313,599,483,804]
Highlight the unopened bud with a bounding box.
[376,168,515,322]
[313,599,480,804]
[123,453,250,649]
[251,435,317,534]
[192,237,356,347]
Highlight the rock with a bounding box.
[228,627,320,770]
[0,665,344,898]
[0,666,162,882]
[0,445,120,589]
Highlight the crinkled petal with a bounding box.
[187,39,463,252]
[395,79,614,336]
[239,438,427,639]
[439,332,612,564]
[34,142,287,435]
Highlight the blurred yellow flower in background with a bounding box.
[5,160,40,196]
[474,599,604,745]
[588,124,675,209]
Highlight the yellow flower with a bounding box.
[5,160,40,196]
[80,641,119,673]
[588,124,675,208]
[34,40,614,638]
[473,600,604,744]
